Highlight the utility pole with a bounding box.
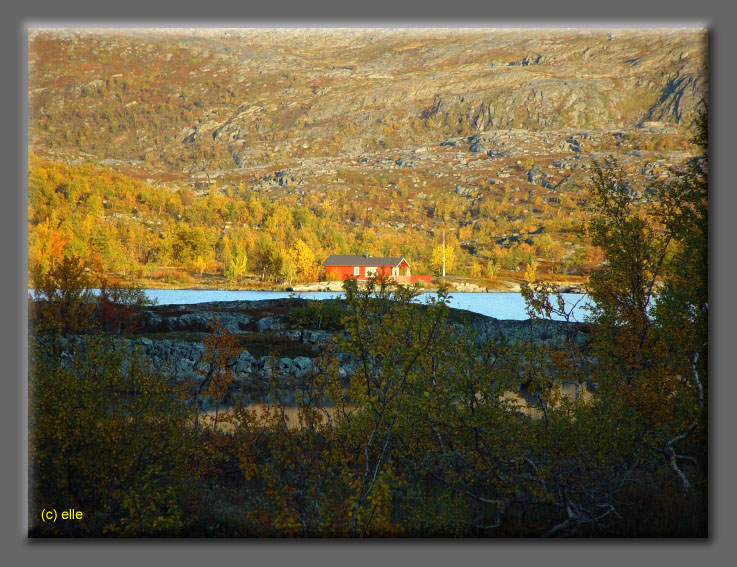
[442,228,446,277]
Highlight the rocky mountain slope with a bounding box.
[29,28,707,183]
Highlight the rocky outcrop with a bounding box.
[52,299,589,403]
[118,301,340,393]
[141,309,252,334]
[137,298,586,374]
[469,316,589,349]
[527,165,552,188]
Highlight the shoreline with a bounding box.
[27,284,587,294]
[58,279,585,294]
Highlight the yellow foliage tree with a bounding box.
[289,239,317,282]
[524,261,537,283]
[193,255,207,282]
[430,243,456,276]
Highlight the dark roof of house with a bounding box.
[322,255,408,267]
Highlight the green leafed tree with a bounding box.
[30,254,96,334]
[225,246,248,284]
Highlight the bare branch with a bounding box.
[663,350,705,489]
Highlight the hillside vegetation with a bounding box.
[28,29,706,287]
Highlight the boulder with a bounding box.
[293,357,313,375]
[257,316,284,332]
[468,134,495,153]
[279,357,295,374]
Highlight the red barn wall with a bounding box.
[325,264,395,281]
[325,265,359,280]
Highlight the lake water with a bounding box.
[29,288,592,321]
[140,289,592,322]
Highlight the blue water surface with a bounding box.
[138,289,592,322]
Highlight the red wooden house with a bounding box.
[322,255,431,285]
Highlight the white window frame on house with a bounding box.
[392,266,398,276]
[353,266,360,276]
[366,266,378,277]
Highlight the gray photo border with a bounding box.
[4,1,733,566]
